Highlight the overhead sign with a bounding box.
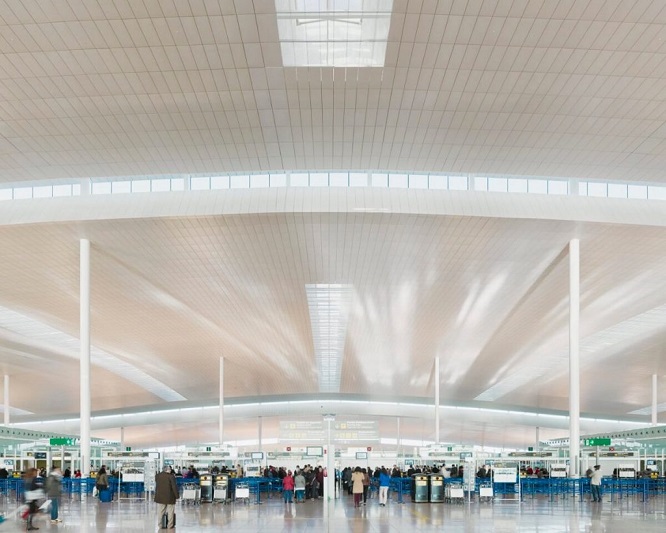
[105,451,151,458]
[279,420,380,442]
[508,452,553,457]
[34,452,47,459]
[50,438,77,446]
[583,438,611,446]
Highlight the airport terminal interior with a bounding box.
[0,0,665,530]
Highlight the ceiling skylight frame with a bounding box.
[306,283,354,393]
[276,0,394,67]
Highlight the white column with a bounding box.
[324,416,335,501]
[435,357,440,444]
[80,239,91,477]
[120,427,124,449]
[258,417,262,453]
[3,375,9,426]
[535,426,540,451]
[569,239,580,477]
[396,417,401,455]
[652,374,658,426]
[219,358,224,446]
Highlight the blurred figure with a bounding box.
[46,466,63,523]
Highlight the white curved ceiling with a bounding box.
[0,189,665,447]
[1,0,666,448]
[0,0,665,183]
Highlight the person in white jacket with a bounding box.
[590,465,603,502]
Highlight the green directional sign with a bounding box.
[50,438,77,446]
[583,438,611,446]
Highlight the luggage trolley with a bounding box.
[234,481,250,505]
[213,474,229,504]
[479,481,494,503]
[182,483,201,505]
[445,480,465,504]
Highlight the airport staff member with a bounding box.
[155,466,178,529]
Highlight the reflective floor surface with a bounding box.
[2,494,666,532]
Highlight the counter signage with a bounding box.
[493,467,517,483]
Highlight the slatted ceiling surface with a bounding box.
[0,3,665,181]
[0,212,662,427]
[0,1,665,447]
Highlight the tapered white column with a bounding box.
[219,358,224,446]
[652,374,658,426]
[258,416,262,453]
[80,239,91,477]
[569,239,580,477]
[435,357,440,444]
[3,375,9,426]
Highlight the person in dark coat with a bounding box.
[154,466,178,528]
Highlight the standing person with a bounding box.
[294,470,306,503]
[351,467,364,508]
[282,471,294,503]
[95,466,108,499]
[24,467,43,531]
[46,467,63,523]
[154,466,178,529]
[378,467,390,507]
[590,465,603,502]
[362,468,370,505]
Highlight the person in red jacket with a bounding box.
[283,471,294,503]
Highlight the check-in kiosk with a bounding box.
[429,474,444,502]
[200,474,213,502]
[213,474,229,503]
[412,474,429,503]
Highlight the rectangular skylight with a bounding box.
[276,0,393,67]
[306,284,353,393]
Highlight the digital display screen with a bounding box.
[355,452,368,459]
[251,452,264,460]
[306,446,323,457]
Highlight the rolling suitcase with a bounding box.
[161,512,175,529]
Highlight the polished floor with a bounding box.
[3,493,666,532]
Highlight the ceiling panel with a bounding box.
[0,1,665,182]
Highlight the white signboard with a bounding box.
[493,467,517,483]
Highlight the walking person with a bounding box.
[590,465,603,502]
[154,466,178,529]
[46,467,63,523]
[351,467,364,508]
[23,467,43,531]
[95,466,108,500]
[362,468,370,505]
[378,467,390,507]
